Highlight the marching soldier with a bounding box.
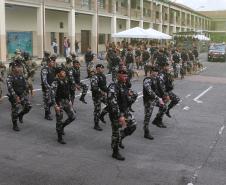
[84,47,95,78]
[0,61,6,102]
[90,64,108,131]
[6,62,32,131]
[23,52,38,96]
[125,46,134,80]
[107,69,137,161]
[41,54,57,120]
[143,66,165,139]
[72,60,88,104]
[152,62,180,127]
[51,67,76,144]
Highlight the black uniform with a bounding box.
[143,72,166,137]
[41,65,56,120]
[107,77,137,160]
[6,63,32,131]
[156,69,180,122]
[72,61,88,104]
[51,70,76,144]
[90,68,108,131]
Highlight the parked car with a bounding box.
[208,44,226,62]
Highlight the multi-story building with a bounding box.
[199,10,226,42]
[0,0,211,61]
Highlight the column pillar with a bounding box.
[68,9,76,53]
[37,4,45,58]
[159,4,163,32]
[111,1,117,42]
[139,0,143,28]
[92,13,98,54]
[0,0,6,62]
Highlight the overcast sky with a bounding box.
[174,0,226,11]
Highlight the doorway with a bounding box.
[81,30,91,53]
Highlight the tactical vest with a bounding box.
[42,67,55,85]
[12,76,27,96]
[143,77,159,100]
[55,79,70,101]
[73,68,80,84]
[116,83,129,113]
[97,74,107,92]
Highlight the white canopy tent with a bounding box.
[112,27,172,40]
[112,27,150,39]
[145,28,172,40]
[194,34,210,41]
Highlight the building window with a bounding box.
[99,34,105,44]
[98,0,105,9]
[156,11,160,19]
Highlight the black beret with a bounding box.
[55,66,65,74]
[151,66,160,72]
[96,64,104,68]
[117,69,127,75]
[73,60,80,64]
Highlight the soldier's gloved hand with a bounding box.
[16,96,21,104]
[75,85,81,91]
[163,96,170,103]
[119,116,127,127]
[158,98,164,107]
[128,90,133,96]
[55,105,60,113]
[101,91,107,96]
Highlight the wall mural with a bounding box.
[7,32,32,58]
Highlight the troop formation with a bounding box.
[1,42,201,161]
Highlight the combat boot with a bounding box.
[112,148,125,161]
[13,121,20,132]
[165,110,172,118]
[152,117,165,128]
[99,112,107,124]
[57,133,66,144]
[45,111,53,121]
[79,95,87,104]
[119,140,125,149]
[18,113,24,124]
[144,127,154,140]
[94,122,102,131]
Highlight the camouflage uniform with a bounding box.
[90,70,107,131]
[125,50,134,80]
[51,71,76,144]
[72,60,88,104]
[41,64,56,120]
[85,51,94,78]
[111,53,121,82]
[22,53,38,96]
[156,70,180,123]
[143,72,167,138]
[107,80,137,160]
[6,63,32,131]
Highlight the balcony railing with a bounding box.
[75,0,95,12]
[45,0,71,8]
[116,6,128,16]
[130,9,141,19]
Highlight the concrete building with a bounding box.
[0,0,211,62]
[199,10,226,42]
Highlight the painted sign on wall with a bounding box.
[7,32,32,58]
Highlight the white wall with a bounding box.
[6,6,36,31]
[45,9,68,33]
[75,14,92,33]
[117,19,126,32]
[98,16,111,34]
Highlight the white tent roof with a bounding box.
[145,28,172,40]
[112,27,149,38]
[194,34,210,41]
[112,27,173,40]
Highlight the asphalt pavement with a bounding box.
[0,53,226,185]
